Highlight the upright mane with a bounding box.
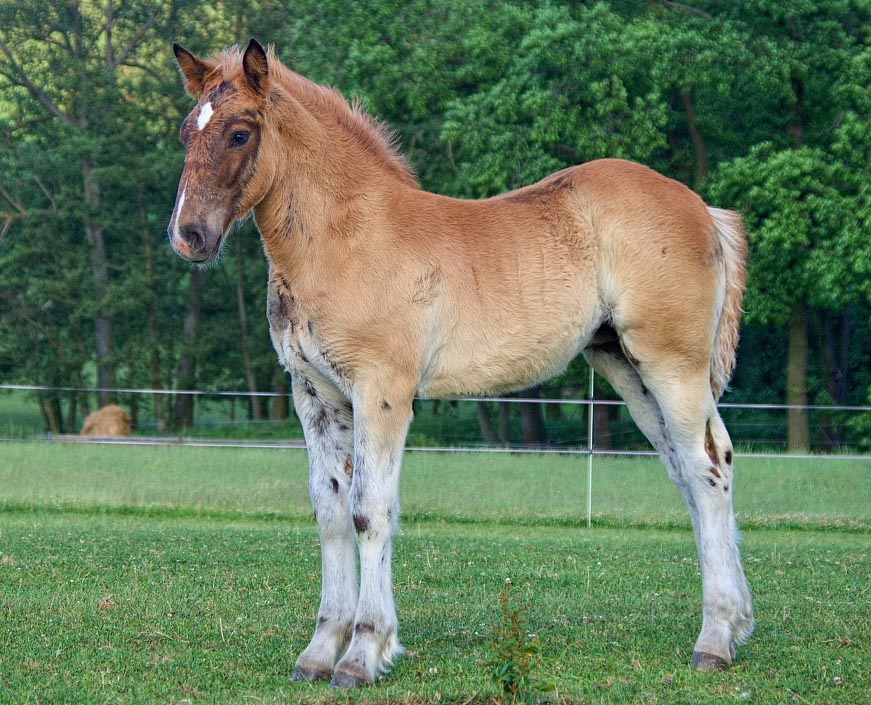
[212,45,418,188]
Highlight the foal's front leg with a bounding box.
[290,375,358,682]
[330,382,413,688]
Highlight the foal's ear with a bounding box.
[173,43,213,98]
[242,39,270,94]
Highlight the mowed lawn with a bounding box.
[0,441,869,704]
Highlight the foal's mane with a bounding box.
[214,45,418,188]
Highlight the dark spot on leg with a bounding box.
[354,622,375,634]
[343,455,353,479]
[380,399,391,411]
[312,407,330,435]
[706,477,717,488]
[704,419,719,466]
[353,514,370,533]
[307,320,314,334]
[304,379,317,397]
[709,465,722,479]
[330,478,339,493]
[725,449,733,465]
[723,484,729,493]
[337,422,349,432]
[318,616,328,626]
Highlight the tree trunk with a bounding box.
[129,394,138,432]
[235,237,263,420]
[784,70,808,452]
[518,387,548,446]
[476,401,499,445]
[271,367,289,420]
[786,302,810,451]
[141,199,166,431]
[592,402,613,450]
[40,394,63,434]
[498,402,511,444]
[680,89,708,190]
[65,392,77,433]
[78,387,91,420]
[174,269,205,429]
[819,307,851,448]
[82,158,116,407]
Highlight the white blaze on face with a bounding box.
[173,186,186,240]
[196,101,214,130]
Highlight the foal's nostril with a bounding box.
[180,224,205,251]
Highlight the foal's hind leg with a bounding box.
[638,364,754,668]
[290,372,358,682]
[585,345,752,668]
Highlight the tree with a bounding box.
[0,1,177,408]
[703,0,871,449]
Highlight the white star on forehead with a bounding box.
[196,101,214,130]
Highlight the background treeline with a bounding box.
[1,0,871,450]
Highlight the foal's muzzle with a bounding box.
[168,214,226,264]
[167,221,223,262]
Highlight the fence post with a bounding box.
[587,363,594,528]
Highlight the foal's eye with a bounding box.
[229,130,250,148]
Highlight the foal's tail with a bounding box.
[707,207,748,400]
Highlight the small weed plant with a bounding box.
[484,578,551,704]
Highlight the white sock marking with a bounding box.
[197,101,214,130]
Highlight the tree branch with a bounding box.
[0,39,76,126]
[32,176,59,212]
[111,7,160,70]
[105,0,115,69]
[0,182,60,241]
[654,1,714,20]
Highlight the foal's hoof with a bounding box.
[291,665,332,682]
[691,651,730,671]
[330,667,370,689]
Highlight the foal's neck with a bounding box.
[252,89,410,288]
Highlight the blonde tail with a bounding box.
[707,207,748,400]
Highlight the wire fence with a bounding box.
[4,381,869,528]
[3,381,870,460]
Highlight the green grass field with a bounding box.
[0,441,869,704]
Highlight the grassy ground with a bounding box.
[1,442,868,528]
[0,441,869,704]
[0,390,43,437]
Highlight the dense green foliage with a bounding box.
[2,1,870,448]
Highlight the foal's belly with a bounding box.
[418,291,598,398]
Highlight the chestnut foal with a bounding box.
[167,39,752,688]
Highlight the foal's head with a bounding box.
[168,39,272,264]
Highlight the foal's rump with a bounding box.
[570,159,734,371]
[415,158,741,399]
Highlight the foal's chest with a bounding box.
[266,270,344,386]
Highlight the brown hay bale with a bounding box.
[80,404,132,437]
